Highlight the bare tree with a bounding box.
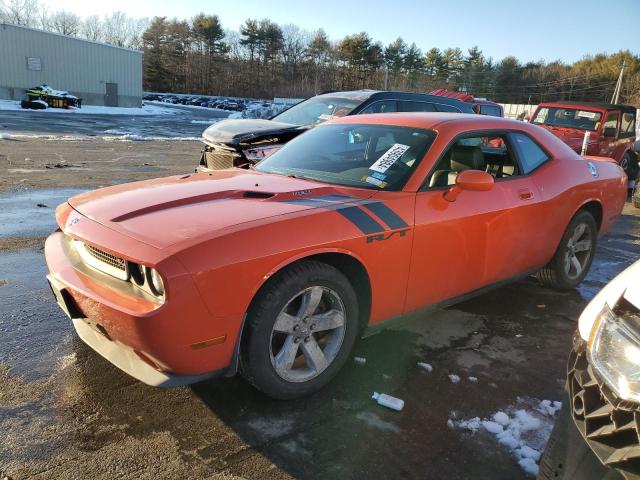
[49,10,81,36]
[0,0,39,26]
[82,15,103,42]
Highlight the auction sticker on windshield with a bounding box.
[578,111,597,119]
[369,144,410,173]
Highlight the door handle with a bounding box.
[519,189,534,200]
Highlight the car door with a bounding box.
[403,131,547,313]
[599,111,619,159]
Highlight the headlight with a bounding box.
[145,266,165,297]
[243,144,283,162]
[588,303,640,402]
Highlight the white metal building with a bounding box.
[0,23,142,107]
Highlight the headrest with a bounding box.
[450,146,484,171]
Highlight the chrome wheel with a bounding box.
[269,286,346,383]
[563,222,593,280]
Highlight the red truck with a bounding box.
[530,101,638,178]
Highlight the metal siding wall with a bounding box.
[0,24,142,99]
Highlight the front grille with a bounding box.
[84,244,126,271]
[568,338,640,477]
[202,146,241,170]
[73,240,128,281]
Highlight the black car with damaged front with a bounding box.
[197,90,474,171]
[539,260,640,480]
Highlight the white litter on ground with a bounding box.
[0,99,176,116]
[372,392,404,411]
[354,356,366,365]
[449,397,561,477]
[417,362,433,372]
[468,376,478,382]
[448,374,461,383]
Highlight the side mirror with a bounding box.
[444,170,494,202]
[602,127,617,138]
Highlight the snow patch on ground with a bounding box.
[417,362,433,372]
[0,99,176,116]
[448,374,461,383]
[449,397,561,477]
[190,119,222,125]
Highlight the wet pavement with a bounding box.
[0,103,228,138]
[0,154,639,478]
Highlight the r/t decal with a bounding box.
[366,229,409,243]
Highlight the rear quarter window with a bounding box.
[509,133,549,174]
[435,103,462,113]
[397,101,436,112]
[479,105,502,117]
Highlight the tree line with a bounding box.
[2,0,639,106]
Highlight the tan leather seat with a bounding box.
[429,146,485,187]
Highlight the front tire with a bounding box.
[620,152,636,180]
[240,261,359,399]
[536,210,597,290]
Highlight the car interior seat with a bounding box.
[429,145,485,187]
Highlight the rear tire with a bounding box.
[536,210,597,290]
[240,260,359,399]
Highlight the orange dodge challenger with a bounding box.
[45,113,627,399]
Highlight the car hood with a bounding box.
[538,125,592,148]
[67,170,374,249]
[202,118,307,145]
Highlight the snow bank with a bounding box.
[0,99,176,116]
[449,397,562,477]
[3,133,200,142]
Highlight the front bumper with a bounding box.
[538,392,624,480]
[45,230,240,386]
[538,334,640,479]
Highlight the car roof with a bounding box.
[327,112,530,130]
[538,101,636,113]
[316,90,473,109]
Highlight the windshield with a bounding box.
[272,96,362,126]
[532,107,603,131]
[255,124,436,191]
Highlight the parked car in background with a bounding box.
[45,113,626,399]
[198,90,475,170]
[539,260,640,479]
[530,101,638,179]
[429,89,504,117]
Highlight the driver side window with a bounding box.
[427,133,520,188]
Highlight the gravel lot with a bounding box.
[0,135,639,480]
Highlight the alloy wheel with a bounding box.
[269,286,346,383]
[563,222,593,280]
